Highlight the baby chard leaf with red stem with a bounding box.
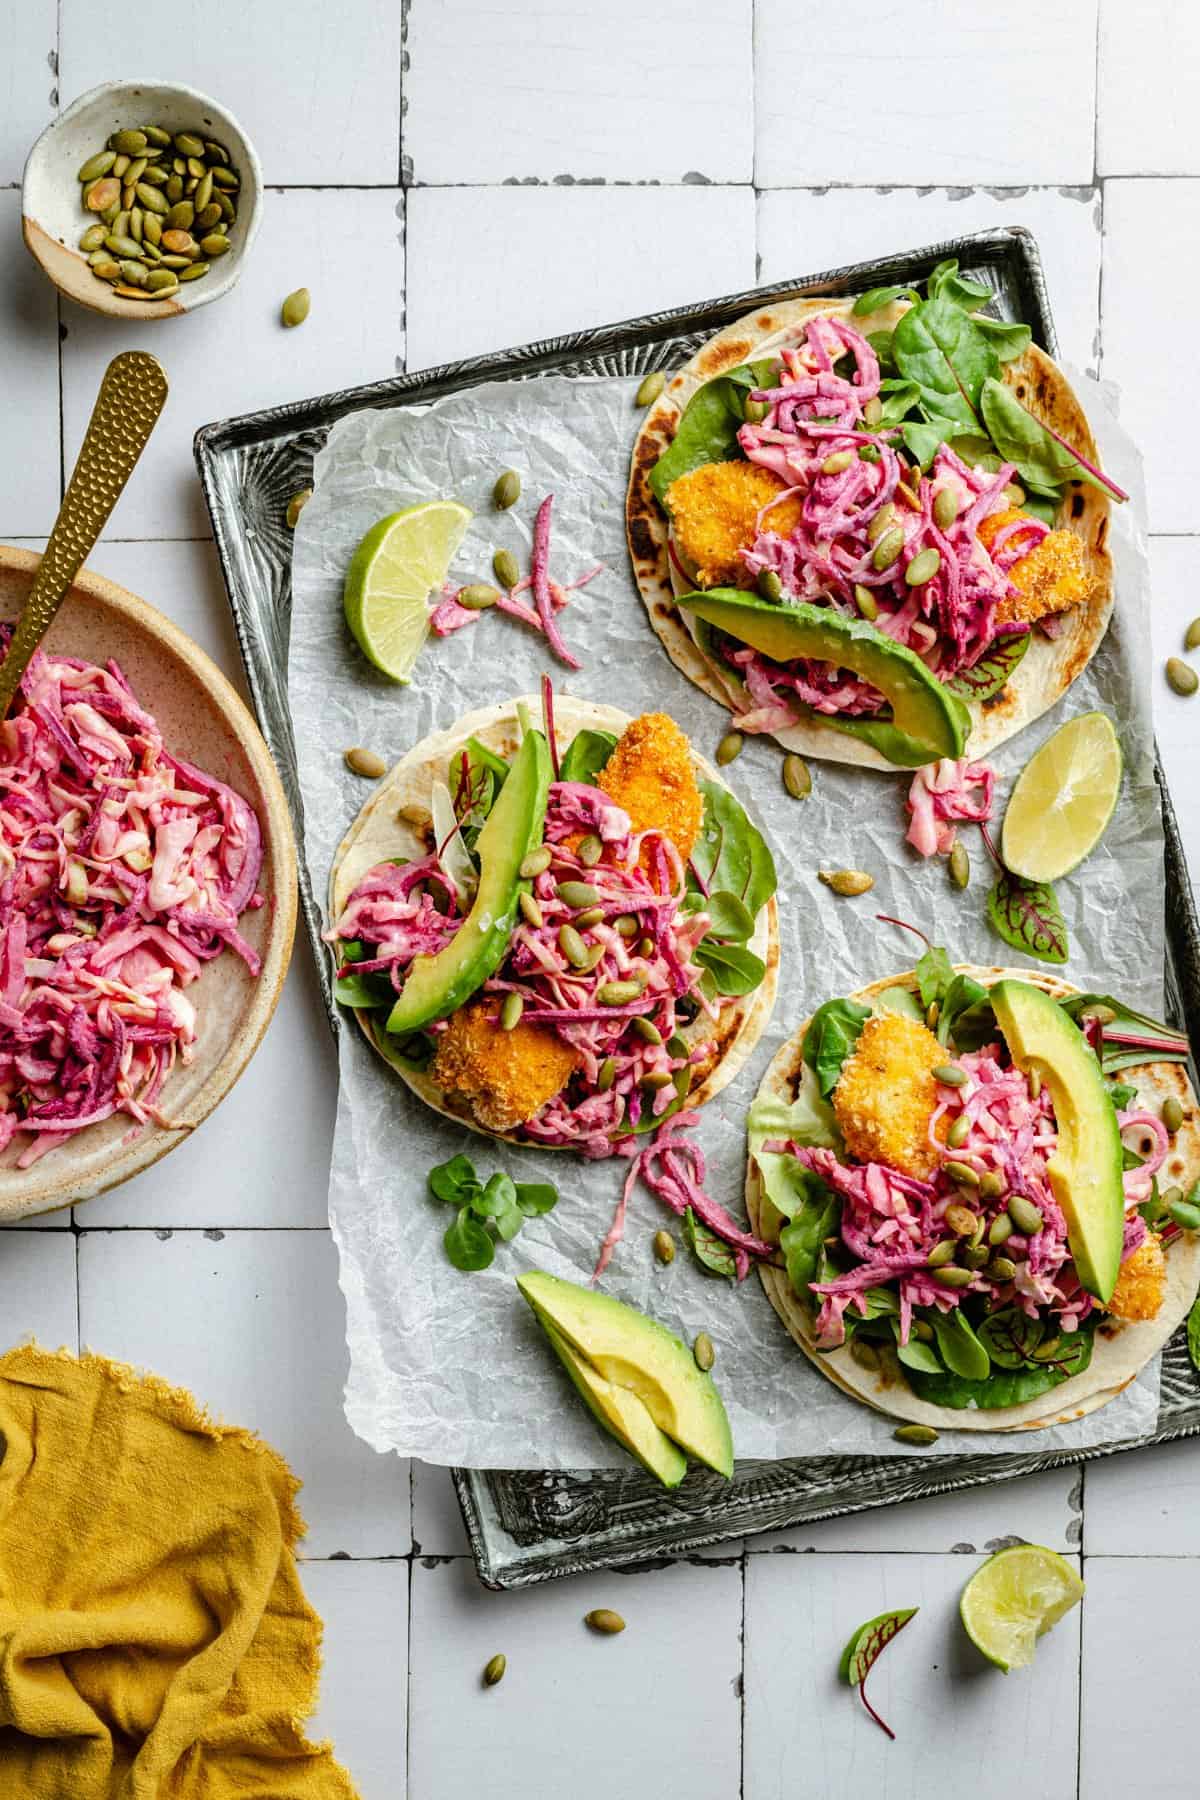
[838,1606,919,1739]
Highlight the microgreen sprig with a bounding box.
[428,1154,558,1271]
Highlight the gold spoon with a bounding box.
[0,350,169,719]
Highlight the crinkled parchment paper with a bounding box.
[289,370,1164,1465]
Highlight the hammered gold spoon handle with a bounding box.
[0,350,169,719]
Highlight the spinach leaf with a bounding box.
[1108,1081,1138,1112]
[515,1182,559,1218]
[977,1306,1044,1369]
[694,940,766,997]
[943,630,1031,703]
[558,727,617,786]
[779,1170,841,1296]
[1188,1297,1200,1380]
[334,967,394,1009]
[688,778,777,918]
[987,869,1068,965]
[1058,993,1188,1073]
[936,972,990,1047]
[876,378,922,424]
[908,1323,1093,1407]
[972,315,1032,362]
[852,285,920,315]
[648,360,779,502]
[931,1308,991,1381]
[803,997,873,1098]
[1021,493,1060,526]
[444,1206,495,1272]
[980,377,1099,499]
[747,1080,841,1231]
[700,890,755,942]
[892,293,997,425]
[683,1207,739,1280]
[926,259,993,307]
[866,330,896,375]
[915,944,954,1008]
[899,421,947,470]
[895,1334,945,1375]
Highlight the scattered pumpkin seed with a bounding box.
[458,583,500,610]
[948,840,970,890]
[932,487,960,531]
[1163,1095,1185,1134]
[905,547,941,586]
[165,174,184,203]
[200,232,230,257]
[578,833,603,868]
[716,731,744,766]
[85,176,121,212]
[482,1653,507,1687]
[211,166,239,189]
[743,397,768,424]
[945,1159,981,1189]
[894,1424,938,1446]
[872,525,905,570]
[194,168,214,213]
[281,287,311,328]
[286,488,312,529]
[574,905,605,928]
[693,1332,715,1372]
[492,547,520,590]
[636,935,654,959]
[642,1069,674,1091]
[135,182,169,214]
[979,1170,1007,1202]
[1166,657,1198,696]
[557,880,599,907]
[1007,1196,1044,1236]
[863,395,883,427]
[344,746,386,778]
[493,469,521,510]
[988,1255,1018,1281]
[1004,482,1026,506]
[500,993,524,1031]
[559,924,590,968]
[783,754,812,800]
[850,1338,880,1370]
[635,370,666,407]
[932,1063,967,1087]
[174,131,205,157]
[144,269,179,294]
[125,156,148,187]
[946,1114,971,1151]
[927,1238,957,1268]
[143,125,172,147]
[925,1000,940,1030]
[595,1056,618,1093]
[653,1230,675,1265]
[196,201,223,231]
[1184,617,1200,652]
[818,868,873,896]
[118,259,148,287]
[988,1212,1014,1245]
[79,223,107,251]
[518,891,543,928]
[932,1265,974,1287]
[78,150,117,182]
[853,582,878,620]
[90,258,121,281]
[519,846,552,879]
[867,503,896,545]
[585,1609,626,1635]
[758,569,783,603]
[614,915,639,938]
[597,979,644,1007]
[631,1016,663,1046]
[162,228,198,255]
[178,261,210,283]
[820,450,854,475]
[112,128,148,155]
[143,213,162,247]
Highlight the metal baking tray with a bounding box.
[195,227,1200,1589]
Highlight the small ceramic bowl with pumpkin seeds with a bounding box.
[21,78,263,322]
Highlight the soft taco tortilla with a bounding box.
[330,695,779,1149]
[746,965,1200,1433]
[627,295,1113,771]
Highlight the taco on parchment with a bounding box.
[745,957,1200,1433]
[627,259,1119,773]
[326,694,778,1157]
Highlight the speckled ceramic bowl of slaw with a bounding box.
[0,547,296,1220]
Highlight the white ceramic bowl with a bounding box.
[21,79,263,322]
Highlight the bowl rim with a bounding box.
[0,544,297,1220]
[21,77,264,321]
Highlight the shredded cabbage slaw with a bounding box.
[0,641,264,1168]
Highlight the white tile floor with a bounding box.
[3,1,1200,1793]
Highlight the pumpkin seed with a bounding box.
[693,1332,715,1372]
[642,1069,674,1091]
[946,1113,971,1151]
[631,1016,663,1046]
[653,1230,675,1265]
[925,1001,940,1030]
[585,1609,626,1635]
[194,168,214,213]
[144,269,179,294]
[166,175,184,203]
[286,488,312,529]
[818,868,873,896]
[500,993,524,1031]
[557,881,599,908]
[218,192,237,222]
[78,150,117,182]
[575,905,604,928]
[636,936,655,959]
[79,223,107,251]
[129,208,143,243]
[520,846,552,879]
[344,746,386,778]
[932,486,960,530]
[177,263,210,282]
[820,450,854,475]
[143,125,172,147]
[1169,1197,1200,1231]
[850,1338,880,1370]
[281,287,311,328]
[578,833,603,868]
[200,232,230,258]
[518,891,543,929]
[559,925,590,968]
[482,1653,507,1687]
[100,201,119,225]
[716,732,744,766]
[135,182,169,214]
[988,1255,1018,1282]
[1007,1196,1044,1236]
[596,979,643,1007]
[743,397,768,424]
[962,1243,990,1270]
[895,1423,939,1446]
[614,915,639,939]
[172,157,186,175]
[979,1171,1007,1203]
[635,370,666,407]
[196,201,223,231]
[143,213,162,247]
[211,165,239,189]
[945,1159,980,1189]
[121,185,136,212]
[1004,483,1026,506]
[139,163,169,186]
[118,259,148,286]
[853,582,878,620]
[927,1238,957,1267]
[90,258,121,281]
[895,478,922,511]
[112,285,160,300]
[113,128,148,156]
[758,569,783,603]
[863,395,883,427]
[783,754,812,800]
[597,1056,617,1092]
[174,131,205,157]
[932,1063,967,1087]
[932,1265,974,1287]
[987,1212,1013,1245]
[912,1320,935,1342]
[492,547,520,590]
[162,228,197,255]
[867,502,896,545]
[905,547,941,586]
[1163,1095,1185,1134]
[458,583,499,610]
[948,840,970,890]
[872,525,905,570]
[1166,657,1198,696]
[158,254,191,270]
[84,176,122,213]
[126,155,148,187]
[493,469,521,510]
[944,1203,979,1239]
[1185,617,1200,652]
[204,138,230,163]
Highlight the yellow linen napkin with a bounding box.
[0,1343,359,1799]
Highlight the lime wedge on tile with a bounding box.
[1000,711,1123,882]
[343,499,472,682]
[959,1544,1084,1671]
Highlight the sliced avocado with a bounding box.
[677,589,970,765]
[517,1270,734,1478]
[540,1319,687,1489]
[991,980,1125,1303]
[386,727,551,1036]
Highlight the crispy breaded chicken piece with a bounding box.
[666,460,805,589]
[430,1000,578,1132]
[598,712,704,863]
[833,1013,946,1181]
[1106,1232,1167,1323]
[977,511,1094,626]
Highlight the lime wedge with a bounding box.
[342,500,472,682]
[1000,711,1123,883]
[959,1544,1084,1671]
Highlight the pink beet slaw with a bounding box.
[0,640,264,1168]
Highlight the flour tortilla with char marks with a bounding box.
[330,695,780,1149]
[626,296,1114,770]
[745,964,1200,1433]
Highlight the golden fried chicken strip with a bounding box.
[977,511,1095,625]
[598,712,704,863]
[665,460,804,589]
[1106,1232,1166,1323]
[430,1000,578,1132]
[832,1013,947,1181]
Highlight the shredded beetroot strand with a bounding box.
[531,495,581,670]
